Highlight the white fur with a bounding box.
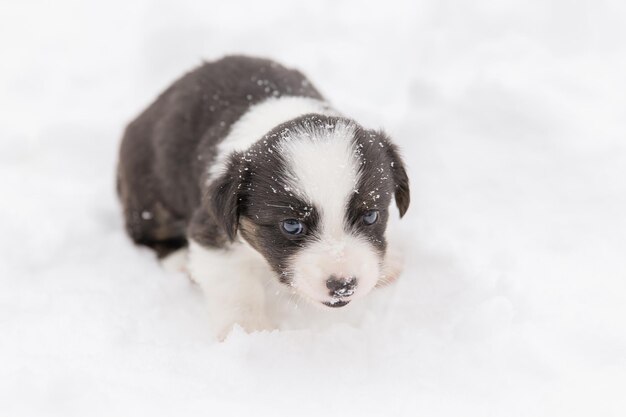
[290,234,381,303]
[278,121,382,304]
[378,233,405,287]
[185,233,401,338]
[187,239,275,340]
[160,247,188,273]
[208,96,338,182]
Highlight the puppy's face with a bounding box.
[209,116,409,308]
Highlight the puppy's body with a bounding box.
[118,56,409,338]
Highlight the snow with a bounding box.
[1,1,626,416]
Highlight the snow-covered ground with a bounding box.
[1,1,625,416]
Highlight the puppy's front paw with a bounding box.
[377,247,405,288]
[214,313,275,342]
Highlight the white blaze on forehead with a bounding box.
[278,121,361,237]
[208,96,337,182]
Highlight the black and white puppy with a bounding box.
[117,56,410,338]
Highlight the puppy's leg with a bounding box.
[187,240,273,340]
[377,237,405,288]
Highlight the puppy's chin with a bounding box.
[290,286,373,310]
[291,290,355,310]
[322,299,351,308]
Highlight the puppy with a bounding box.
[117,56,410,338]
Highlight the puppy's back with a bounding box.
[117,56,323,257]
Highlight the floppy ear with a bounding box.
[385,142,410,217]
[206,153,245,241]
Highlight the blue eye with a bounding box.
[281,219,304,235]
[362,210,379,225]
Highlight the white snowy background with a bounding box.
[1,0,625,416]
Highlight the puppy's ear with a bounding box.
[384,140,410,218]
[206,153,246,241]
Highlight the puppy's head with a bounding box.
[208,115,409,308]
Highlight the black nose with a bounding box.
[326,276,357,297]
